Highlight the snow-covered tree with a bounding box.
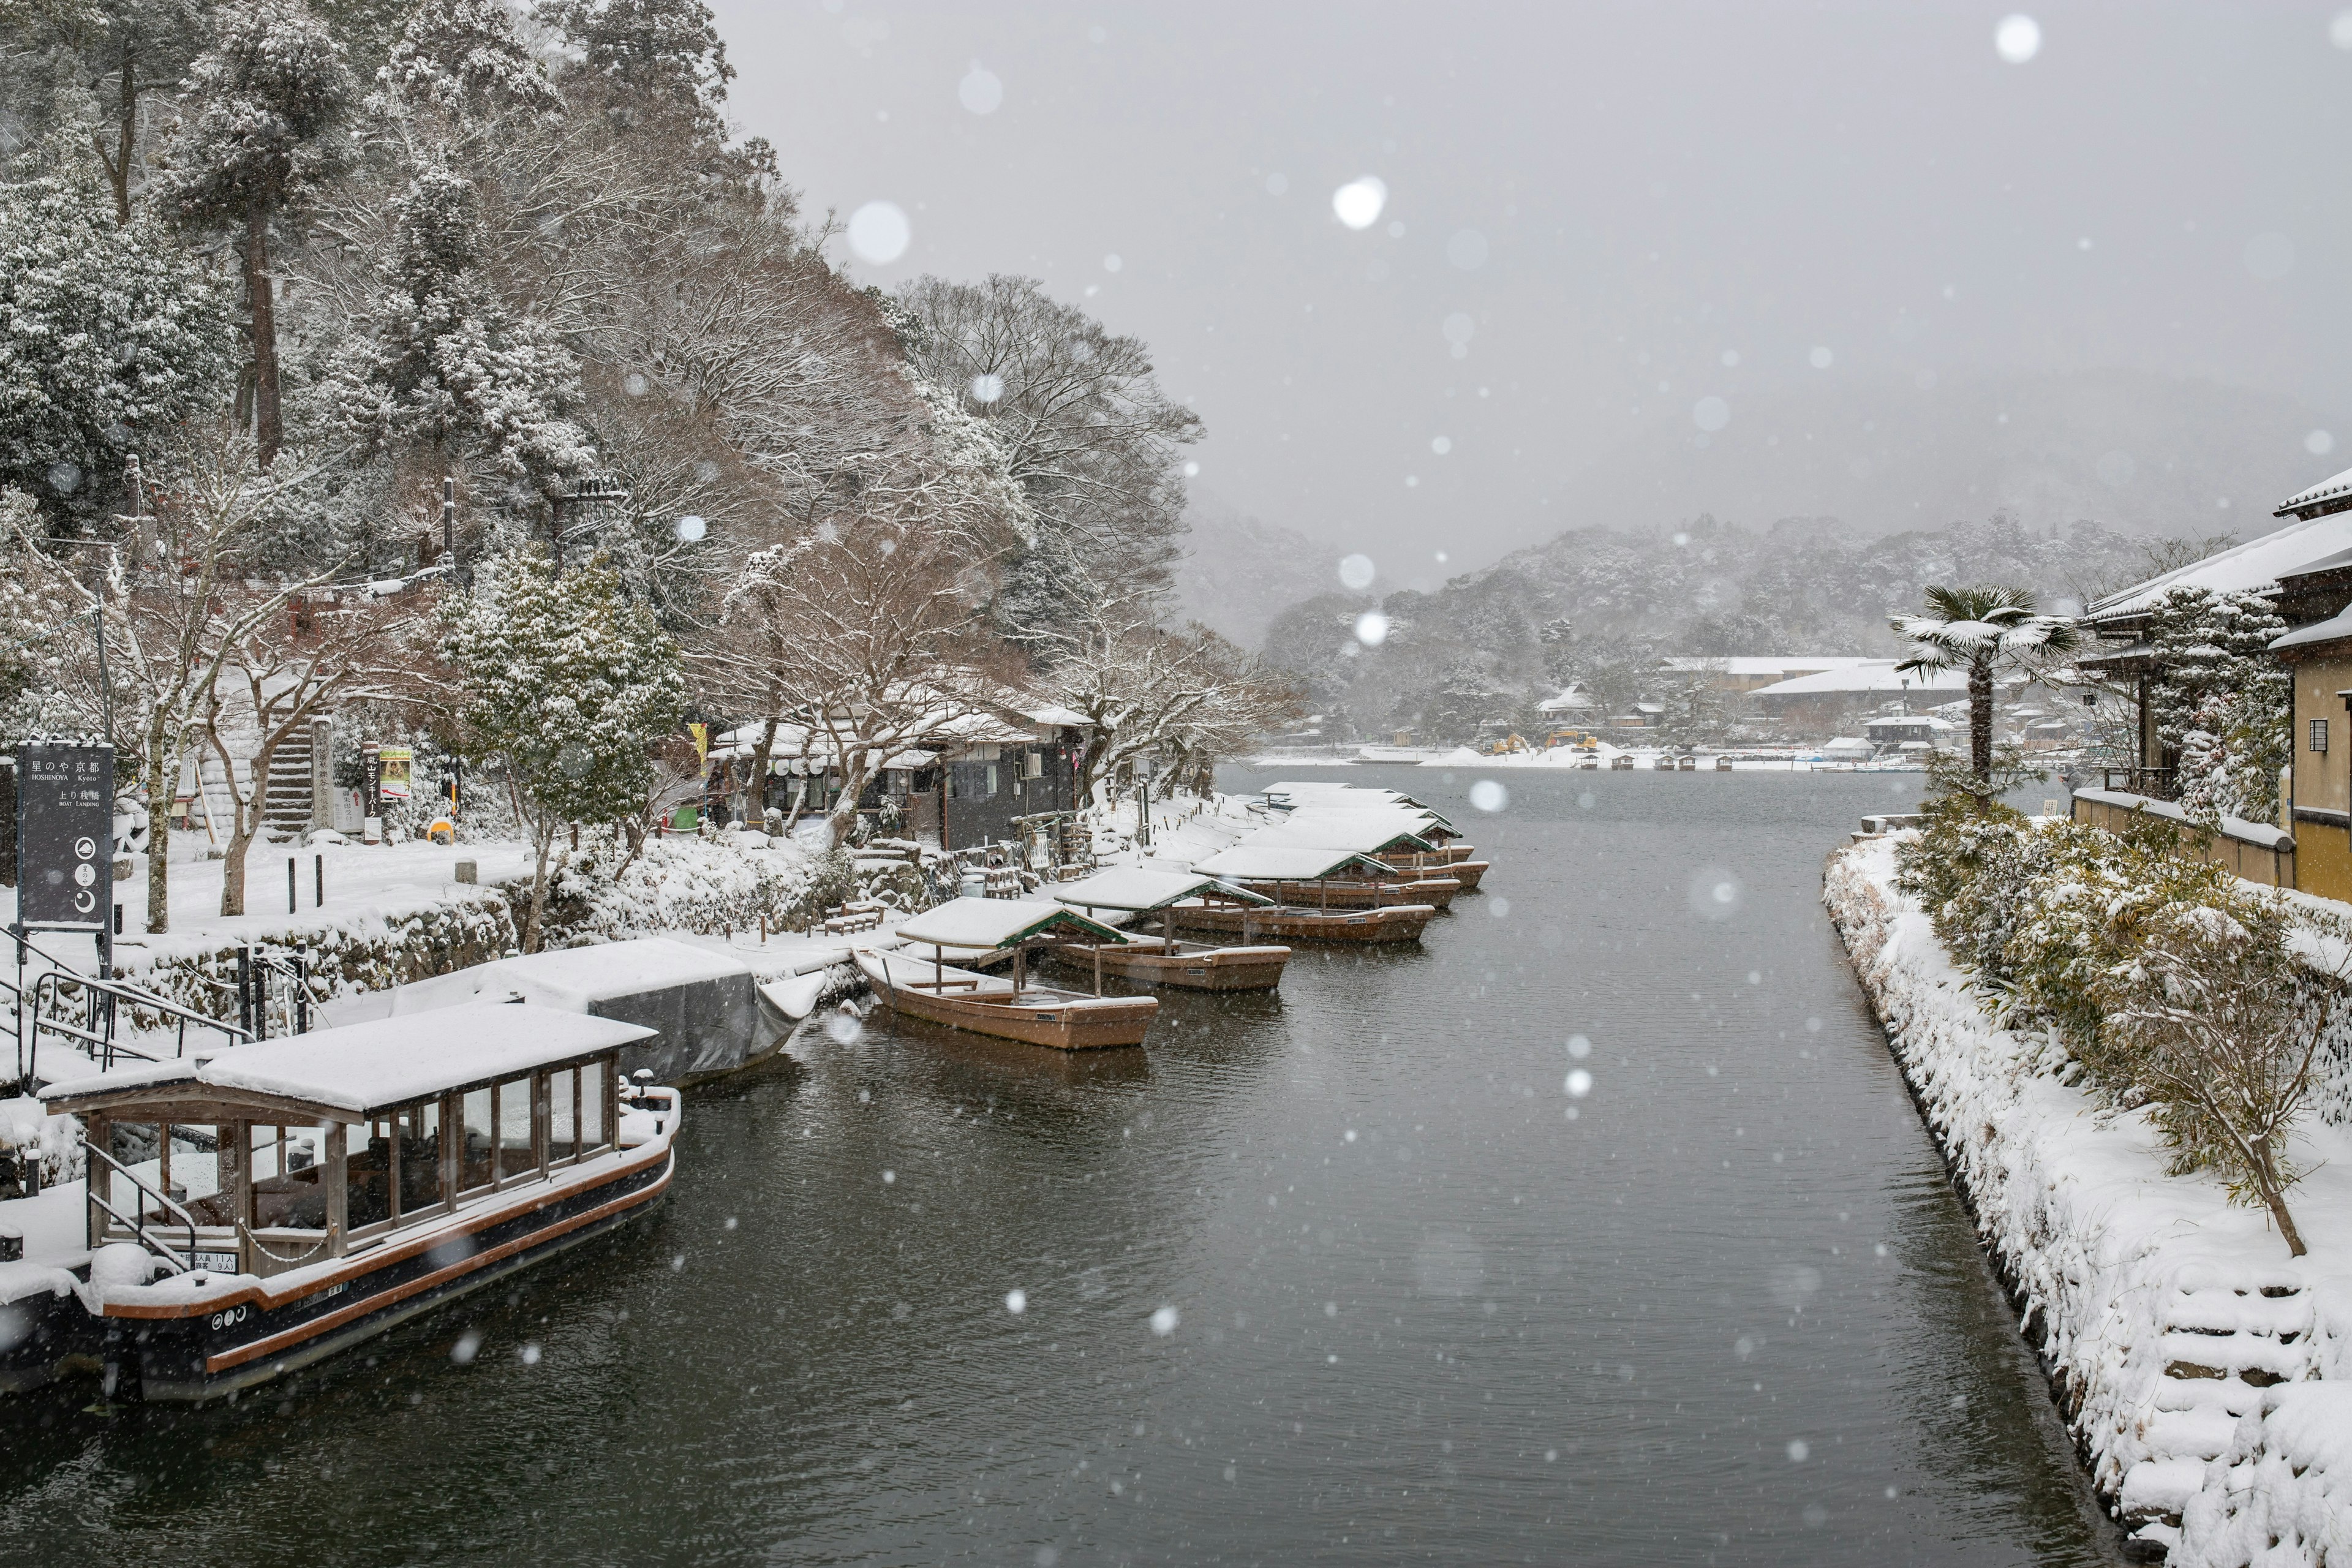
[707,481,1012,849]
[197,587,427,915]
[160,0,354,466]
[442,549,684,949]
[360,158,590,492]
[896,274,1202,638]
[1657,662,1733,749]
[1891,584,2078,790]
[2146,586,2291,823]
[371,0,560,136]
[6,418,339,932]
[0,167,237,520]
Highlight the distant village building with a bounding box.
[1654,656,1877,695]
[1744,660,1971,734]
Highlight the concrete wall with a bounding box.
[2070,788,2297,889]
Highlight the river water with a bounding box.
[0,765,2118,1566]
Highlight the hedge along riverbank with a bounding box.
[1828,834,2352,1566]
[68,837,867,1041]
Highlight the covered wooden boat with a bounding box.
[12,1005,676,1402]
[1045,869,1291,992]
[1181,847,1439,943]
[859,900,1157,1050]
[1253,803,1490,891]
[1201,837,1461,910]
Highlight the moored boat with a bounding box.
[859,899,1158,1050]
[1182,846,1441,943]
[1044,869,1291,992]
[10,1005,676,1402]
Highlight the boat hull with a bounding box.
[1047,940,1291,993]
[1170,902,1436,944]
[859,953,1156,1049]
[98,1146,674,1403]
[1229,876,1461,910]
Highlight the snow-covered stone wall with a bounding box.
[1827,835,2352,1566]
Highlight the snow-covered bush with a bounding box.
[518,835,839,946]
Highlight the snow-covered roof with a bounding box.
[2084,513,2352,625]
[473,938,750,1011]
[1248,814,1441,855]
[40,1005,653,1117]
[1748,661,1970,697]
[1537,686,1597,712]
[2272,604,2352,653]
[1011,701,1090,729]
[1051,868,1273,912]
[1657,657,1877,677]
[894,897,1127,950]
[1194,845,1397,880]
[1259,784,1453,832]
[2275,465,2352,521]
[1863,714,1955,732]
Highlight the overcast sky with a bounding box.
[710,2,2352,588]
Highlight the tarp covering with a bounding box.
[1050,868,1272,912]
[41,1005,652,1117]
[894,896,1128,950]
[1193,845,1398,881]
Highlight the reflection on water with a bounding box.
[0,768,2119,1566]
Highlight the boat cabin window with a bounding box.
[496,1076,536,1183]
[349,1116,393,1231]
[581,1058,610,1153]
[548,1068,577,1164]
[398,1102,445,1218]
[251,1125,328,1231]
[459,1087,494,1194]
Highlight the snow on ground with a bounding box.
[1828,835,2352,1567]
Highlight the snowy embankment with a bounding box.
[1826,835,2352,1566]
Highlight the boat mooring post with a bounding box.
[287,857,296,914]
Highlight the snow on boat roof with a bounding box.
[1051,868,1273,911]
[893,897,1129,950]
[1248,816,1441,854]
[2084,513,2352,625]
[1194,845,1398,880]
[40,1005,653,1117]
[475,937,751,1010]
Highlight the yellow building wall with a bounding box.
[2290,647,2352,902]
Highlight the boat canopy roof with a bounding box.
[39,1004,652,1120]
[894,896,1129,951]
[1193,845,1399,881]
[1050,867,1274,912]
[1261,785,1455,832]
[1248,814,1442,855]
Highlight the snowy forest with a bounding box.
[1262,511,2199,746]
[0,0,1299,932]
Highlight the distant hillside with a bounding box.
[1262,513,2165,745]
[1170,491,1332,647]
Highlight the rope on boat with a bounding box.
[237,1222,332,1265]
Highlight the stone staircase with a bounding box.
[262,726,318,834]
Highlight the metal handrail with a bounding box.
[24,969,251,1080]
[83,1143,197,1274]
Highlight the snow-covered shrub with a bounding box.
[518,835,838,945]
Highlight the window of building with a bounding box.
[986,763,999,797]
[2313,718,2331,754]
[1024,750,1044,779]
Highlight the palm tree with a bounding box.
[1890,585,2079,787]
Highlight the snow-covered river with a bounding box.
[0,767,2119,1564]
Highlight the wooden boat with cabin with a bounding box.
[1255,804,1491,891]
[1177,847,1439,944]
[1044,869,1292,992]
[857,899,1158,1050]
[1214,826,1463,909]
[11,1005,676,1402]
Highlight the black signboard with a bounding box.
[18,742,111,930]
